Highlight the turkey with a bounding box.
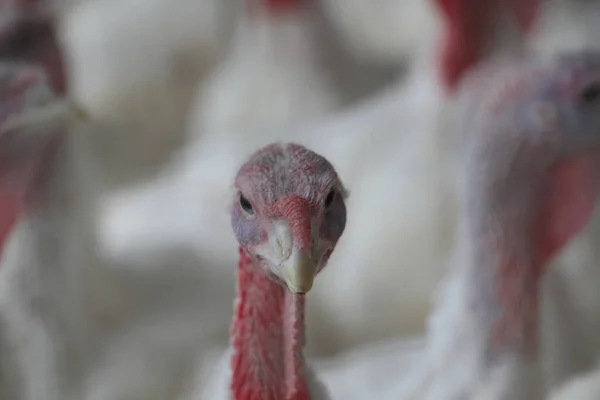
[199,142,347,399]
[392,51,600,400]
[0,5,232,400]
[0,60,105,400]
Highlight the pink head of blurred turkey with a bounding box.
[229,142,347,400]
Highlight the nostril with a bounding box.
[271,220,293,259]
[271,235,289,260]
[274,237,284,258]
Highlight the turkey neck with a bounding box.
[460,168,544,359]
[231,247,311,400]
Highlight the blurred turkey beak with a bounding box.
[2,99,88,133]
[281,247,317,294]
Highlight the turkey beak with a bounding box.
[281,247,317,294]
[2,99,88,133]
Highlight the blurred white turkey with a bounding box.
[0,5,242,400]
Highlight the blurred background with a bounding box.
[6,0,600,398]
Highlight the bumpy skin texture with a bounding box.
[232,143,347,270]
[228,143,347,400]
[435,0,541,91]
[399,52,600,400]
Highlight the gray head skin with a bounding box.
[231,142,348,293]
[455,51,600,356]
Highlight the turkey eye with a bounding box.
[579,82,600,105]
[324,190,335,209]
[240,194,254,215]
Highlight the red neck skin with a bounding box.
[230,247,311,400]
